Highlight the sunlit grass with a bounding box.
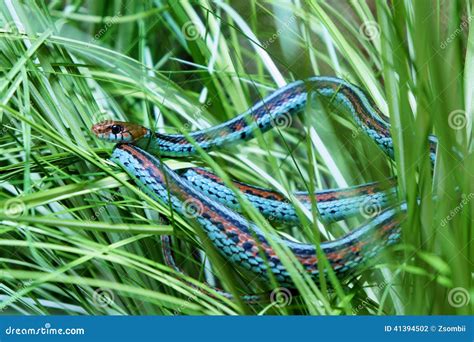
[0,0,472,315]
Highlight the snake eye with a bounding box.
[111,124,123,135]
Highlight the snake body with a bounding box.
[95,77,390,156]
[92,76,435,290]
[111,143,403,284]
[180,167,398,224]
[101,77,436,160]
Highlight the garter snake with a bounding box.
[92,76,437,298]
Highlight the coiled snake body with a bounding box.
[92,76,437,296]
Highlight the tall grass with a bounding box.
[0,0,472,315]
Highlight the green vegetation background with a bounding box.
[0,0,472,315]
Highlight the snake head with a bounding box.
[91,121,150,143]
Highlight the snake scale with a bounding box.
[92,76,437,298]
